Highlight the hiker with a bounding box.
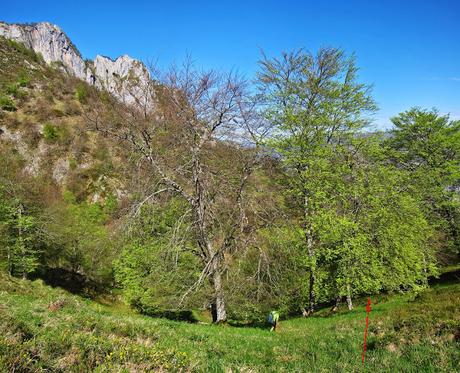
[268,310,280,332]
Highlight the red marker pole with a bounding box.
[362,298,372,364]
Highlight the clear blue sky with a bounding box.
[2,0,459,129]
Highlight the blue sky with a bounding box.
[2,0,459,129]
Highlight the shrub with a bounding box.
[42,122,59,141]
[17,73,31,87]
[0,96,16,111]
[56,125,72,146]
[5,83,19,96]
[63,100,81,115]
[74,84,87,103]
[69,158,78,170]
[5,83,27,100]
[33,98,55,122]
[6,39,41,63]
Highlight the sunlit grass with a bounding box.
[0,272,458,372]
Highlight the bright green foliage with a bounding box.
[225,226,307,320]
[386,108,460,261]
[11,209,38,278]
[0,190,16,273]
[40,191,112,281]
[258,48,377,309]
[42,122,59,141]
[113,199,205,317]
[0,189,39,278]
[258,49,437,311]
[17,72,31,87]
[0,95,16,111]
[5,83,19,96]
[114,241,202,318]
[314,147,436,302]
[74,84,87,103]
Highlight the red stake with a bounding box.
[362,298,372,364]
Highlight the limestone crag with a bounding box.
[90,54,152,106]
[0,21,152,107]
[0,22,86,79]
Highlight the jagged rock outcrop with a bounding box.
[0,22,86,79]
[0,21,153,107]
[89,54,153,107]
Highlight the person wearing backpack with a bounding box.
[268,310,280,332]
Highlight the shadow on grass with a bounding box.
[30,266,108,298]
[227,319,271,330]
[135,302,199,323]
[429,267,460,285]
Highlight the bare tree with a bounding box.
[85,60,262,322]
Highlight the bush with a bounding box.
[74,84,87,103]
[6,39,41,63]
[33,98,55,122]
[17,73,31,87]
[5,83,27,100]
[42,122,59,141]
[63,100,81,115]
[5,83,19,96]
[0,96,16,111]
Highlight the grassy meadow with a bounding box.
[0,270,459,372]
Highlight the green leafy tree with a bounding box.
[40,191,112,281]
[385,108,460,262]
[258,48,377,314]
[0,189,39,278]
[12,204,38,279]
[314,139,436,309]
[113,198,206,318]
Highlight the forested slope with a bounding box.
[0,32,459,327]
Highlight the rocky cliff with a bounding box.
[89,54,153,107]
[0,21,153,107]
[0,22,86,79]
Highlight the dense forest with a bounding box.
[1,37,459,326]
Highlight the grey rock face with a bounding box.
[0,22,86,79]
[89,54,153,107]
[0,21,153,108]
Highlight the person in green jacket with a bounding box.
[268,310,280,332]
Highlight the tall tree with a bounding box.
[86,63,261,322]
[385,108,460,262]
[258,48,377,314]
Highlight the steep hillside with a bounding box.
[0,36,129,203]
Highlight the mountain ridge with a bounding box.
[0,21,152,106]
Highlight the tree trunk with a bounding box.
[7,247,12,276]
[18,205,27,280]
[303,194,316,316]
[331,296,341,312]
[308,266,315,314]
[346,284,353,310]
[211,267,227,323]
[210,302,217,322]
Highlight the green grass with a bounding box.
[0,272,459,372]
